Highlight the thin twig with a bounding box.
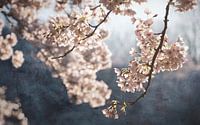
[154,32,162,35]
[51,45,76,59]
[90,4,101,10]
[82,10,112,41]
[53,9,112,59]
[63,9,77,20]
[1,11,12,24]
[127,0,173,106]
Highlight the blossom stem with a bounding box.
[83,10,112,40]
[51,45,76,59]
[127,0,173,106]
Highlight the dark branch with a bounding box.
[154,32,162,35]
[127,0,173,106]
[53,9,112,59]
[1,11,12,24]
[82,10,112,41]
[63,9,77,20]
[90,4,101,10]
[51,45,76,59]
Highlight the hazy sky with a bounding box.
[104,0,196,65]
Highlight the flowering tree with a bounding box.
[0,0,197,123]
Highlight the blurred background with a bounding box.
[0,0,200,125]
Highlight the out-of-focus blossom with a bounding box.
[0,22,24,68]
[134,0,147,4]
[172,0,197,12]
[5,33,18,47]
[99,0,141,23]
[37,40,112,107]
[55,0,68,11]
[0,42,13,60]
[12,50,24,69]
[67,78,112,108]
[0,86,28,125]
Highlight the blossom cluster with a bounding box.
[122,16,187,90]
[16,2,115,107]
[45,6,108,48]
[102,100,127,119]
[55,0,68,11]
[0,19,24,68]
[37,40,112,107]
[99,0,146,23]
[55,0,92,11]
[100,0,147,11]
[0,86,28,125]
[172,0,197,12]
[1,0,113,108]
[23,3,110,46]
[102,8,188,119]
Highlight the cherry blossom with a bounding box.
[0,20,24,68]
[172,0,197,12]
[12,50,25,69]
[0,86,28,125]
[0,0,197,121]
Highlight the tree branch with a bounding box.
[90,4,101,10]
[127,0,173,106]
[82,9,112,40]
[1,11,12,24]
[53,10,112,59]
[51,45,76,59]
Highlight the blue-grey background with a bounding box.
[0,37,200,125]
